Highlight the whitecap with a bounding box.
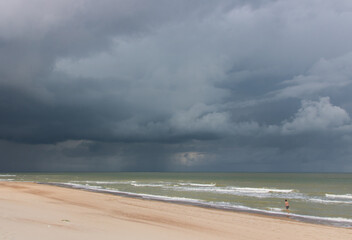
[178,182,216,187]
[72,180,134,185]
[131,183,166,187]
[230,187,293,194]
[309,198,352,204]
[326,194,352,200]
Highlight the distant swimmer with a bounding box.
[285,199,290,213]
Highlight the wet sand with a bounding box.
[0,182,351,240]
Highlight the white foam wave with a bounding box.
[188,186,292,194]
[178,183,216,187]
[268,207,283,212]
[169,185,297,198]
[71,181,292,198]
[289,214,352,225]
[106,189,204,203]
[0,179,14,181]
[72,180,134,185]
[231,187,293,193]
[309,198,352,204]
[60,182,203,203]
[0,174,16,177]
[131,183,166,187]
[326,194,352,200]
[63,182,102,190]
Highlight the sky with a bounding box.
[1,0,352,172]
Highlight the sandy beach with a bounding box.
[0,182,351,240]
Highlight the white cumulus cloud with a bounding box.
[281,97,351,134]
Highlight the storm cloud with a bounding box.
[1,0,352,172]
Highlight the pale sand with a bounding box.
[0,182,351,240]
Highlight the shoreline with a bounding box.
[1,181,351,239]
[43,181,352,228]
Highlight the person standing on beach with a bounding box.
[285,199,290,213]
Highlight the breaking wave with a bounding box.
[326,194,352,200]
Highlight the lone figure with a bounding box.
[284,199,290,213]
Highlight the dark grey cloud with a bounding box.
[1,0,352,172]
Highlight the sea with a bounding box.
[1,172,352,228]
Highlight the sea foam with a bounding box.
[309,198,352,204]
[326,194,352,200]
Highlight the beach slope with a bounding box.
[0,182,351,240]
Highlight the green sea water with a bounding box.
[1,172,351,227]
